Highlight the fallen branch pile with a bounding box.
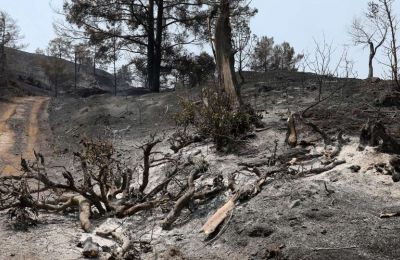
[0,116,353,258]
[0,134,229,257]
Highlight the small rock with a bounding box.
[392,171,400,182]
[101,245,112,253]
[82,237,100,258]
[349,165,361,173]
[162,246,186,260]
[237,239,248,247]
[369,77,381,83]
[375,163,392,175]
[390,156,400,171]
[265,244,282,259]
[375,163,386,173]
[290,199,301,209]
[247,225,274,238]
[321,229,327,235]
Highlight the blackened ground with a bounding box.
[2,71,400,259]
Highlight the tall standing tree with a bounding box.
[349,2,387,79]
[73,43,88,90]
[214,0,242,109]
[250,37,302,72]
[250,36,275,72]
[0,11,24,86]
[116,64,134,88]
[231,2,257,84]
[270,42,303,71]
[378,0,399,87]
[63,0,207,93]
[42,37,72,97]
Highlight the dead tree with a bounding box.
[0,135,227,236]
[305,36,345,101]
[214,0,242,109]
[379,0,400,87]
[349,14,387,79]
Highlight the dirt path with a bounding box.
[0,96,49,175]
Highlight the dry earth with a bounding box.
[0,96,49,175]
[2,73,400,259]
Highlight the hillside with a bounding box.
[4,68,400,259]
[2,47,115,96]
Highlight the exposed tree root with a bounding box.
[161,170,199,230]
[37,195,91,232]
[75,196,91,232]
[116,200,160,218]
[96,229,144,259]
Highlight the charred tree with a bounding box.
[214,0,242,109]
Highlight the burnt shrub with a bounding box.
[174,88,260,151]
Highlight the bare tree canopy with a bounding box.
[349,1,388,78]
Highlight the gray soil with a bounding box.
[2,71,400,260]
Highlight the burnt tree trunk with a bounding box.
[0,45,6,87]
[153,0,164,93]
[113,36,117,96]
[214,0,242,109]
[74,51,77,91]
[368,42,375,79]
[383,0,399,88]
[238,50,245,84]
[0,23,7,87]
[146,0,161,93]
[93,45,97,77]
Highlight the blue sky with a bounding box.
[1,0,399,78]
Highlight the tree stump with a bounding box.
[358,121,400,154]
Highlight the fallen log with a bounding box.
[201,172,273,237]
[201,196,236,235]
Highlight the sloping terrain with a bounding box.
[2,71,400,259]
[3,48,115,96]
